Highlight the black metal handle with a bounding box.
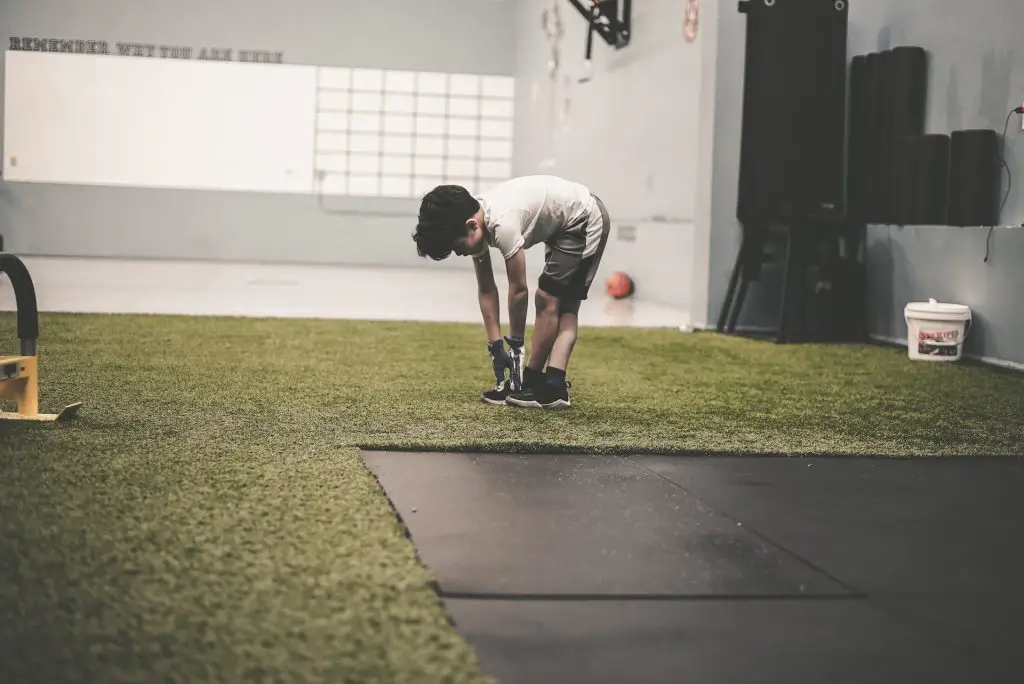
[0,253,39,356]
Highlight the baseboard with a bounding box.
[691,326,1023,372]
[691,323,783,335]
[867,333,908,348]
[868,334,1024,372]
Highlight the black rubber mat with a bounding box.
[361,451,853,597]
[444,598,981,684]
[633,454,1024,677]
[634,455,1024,593]
[362,451,1024,682]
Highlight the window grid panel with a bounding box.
[348,133,381,155]
[445,158,474,175]
[475,94,484,191]
[447,117,479,139]
[318,91,350,111]
[384,70,416,93]
[383,113,415,135]
[448,96,479,118]
[414,157,444,176]
[349,154,380,176]
[318,67,351,90]
[382,155,412,175]
[439,72,451,195]
[316,154,348,174]
[479,160,512,179]
[316,68,514,198]
[481,76,515,98]
[417,72,448,95]
[480,98,514,119]
[449,74,480,97]
[377,77,385,194]
[480,139,513,159]
[351,91,383,112]
[319,172,348,196]
[447,138,478,158]
[316,132,348,153]
[351,68,384,91]
[333,86,512,102]
[348,174,380,196]
[384,93,415,114]
[383,135,414,155]
[479,119,513,139]
[380,175,412,197]
[318,111,348,130]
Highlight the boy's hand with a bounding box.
[487,339,514,384]
[504,336,524,392]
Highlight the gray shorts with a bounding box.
[538,194,611,301]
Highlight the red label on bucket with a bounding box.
[918,330,959,342]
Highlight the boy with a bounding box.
[412,175,611,409]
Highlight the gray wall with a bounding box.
[706,0,1024,366]
[854,0,1023,367]
[509,0,703,311]
[0,0,516,269]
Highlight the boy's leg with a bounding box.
[522,245,559,388]
[547,194,611,375]
[547,299,581,372]
[508,195,611,409]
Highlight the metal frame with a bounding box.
[566,0,632,61]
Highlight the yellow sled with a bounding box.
[0,253,82,423]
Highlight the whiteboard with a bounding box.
[2,50,318,194]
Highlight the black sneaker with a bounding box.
[505,370,544,408]
[481,379,513,405]
[506,383,542,408]
[534,377,572,410]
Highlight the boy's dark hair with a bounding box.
[413,185,480,260]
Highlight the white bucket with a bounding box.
[903,298,972,362]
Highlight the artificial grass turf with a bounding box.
[1,312,1022,684]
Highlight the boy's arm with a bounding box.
[504,248,529,341]
[490,211,529,342]
[473,251,503,342]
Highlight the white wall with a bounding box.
[0,0,517,268]
[851,0,1024,367]
[5,51,515,198]
[510,0,704,312]
[4,51,319,193]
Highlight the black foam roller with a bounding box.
[888,47,929,224]
[889,47,928,142]
[876,50,895,222]
[911,134,950,225]
[847,55,869,222]
[863,52,883,221]
[948,129,1001,226]
[892,135,919,225]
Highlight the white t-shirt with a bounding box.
[473,175,602,262]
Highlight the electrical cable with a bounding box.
[984,108,1018,263]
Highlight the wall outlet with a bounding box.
[617,224,637,242]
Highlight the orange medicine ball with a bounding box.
[606,272,634,299]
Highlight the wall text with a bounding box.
[8,37,284,64]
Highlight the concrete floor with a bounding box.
[0,255,691,329]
